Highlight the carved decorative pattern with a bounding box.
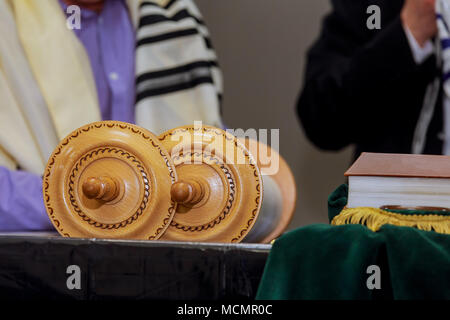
[160,126,261,241]
[170,151,236,232]
[68,147,150,229]
[231,162,261,243]
[43,121,176,239]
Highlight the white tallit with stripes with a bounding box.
[437,0,450,154]
[437,0,450,95]
[413,0,450,154]
[0,0,223,175]
[135,0,224,134]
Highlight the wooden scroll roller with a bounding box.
[43,121,296,243]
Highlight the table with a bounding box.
[0,232,270,300]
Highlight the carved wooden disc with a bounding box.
[158,126,263,243]
[43,121,177,240]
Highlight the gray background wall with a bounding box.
[196,0,353,228]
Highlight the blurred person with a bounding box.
[297,0,445,159]
[0,0,222,230]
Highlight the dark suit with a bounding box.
[297,0,443,158]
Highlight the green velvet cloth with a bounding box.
[256,185,450,300]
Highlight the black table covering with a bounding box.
[0,232,270,300]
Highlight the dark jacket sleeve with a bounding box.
[297,0,428,151]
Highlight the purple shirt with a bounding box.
[60,0,136,123]
[0,1,136,231]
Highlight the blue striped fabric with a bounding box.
[437,0,450,95]
[437,13,450,31]
[441,38,450,49]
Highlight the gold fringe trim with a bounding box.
[331,207,450,235]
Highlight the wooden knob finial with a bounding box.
[171,180,204,205]
[82,176,120,202]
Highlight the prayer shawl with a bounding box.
[437,0,450,154]
[0,0,223,175]
[437,0,450,95]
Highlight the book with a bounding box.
[345,153,450,210]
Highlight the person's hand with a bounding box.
[401,0,437,47]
